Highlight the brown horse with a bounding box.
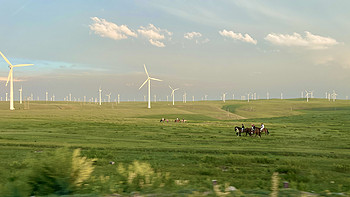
[235,126,251,136]
[260,128,269,135]
[248,127,261,137]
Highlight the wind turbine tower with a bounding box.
[169,85,179,106]
[19,86,23,104]
[0,51,33,110]
[267,92,269,100]
[99,87,102,105]
[139,64,162,108]
[118,94,120,104]
[222,93,227,102]
[46,92,48,102]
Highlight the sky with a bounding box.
[0,0,349,101]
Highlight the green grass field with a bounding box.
[0,99,349,196]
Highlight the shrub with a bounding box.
[27,148,95,196]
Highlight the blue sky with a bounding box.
[0,0,349,101]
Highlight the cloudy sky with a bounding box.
[0,0,349,101]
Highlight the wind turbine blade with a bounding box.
[5,69,12,86]
[144,64,149,77]
[171,91,174,96]
[12,64,34,67]
[139,79,149,89]
[174,88,179,91]
[0,51,13,66]
[169,85,173,90]
[150,77,162,82]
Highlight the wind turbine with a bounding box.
[331,90,337,102]
[267,92,269,100]
[118,94,120,104]
[139,64,162,108]
[46,92,48,102]
[305,90,311,102]
[0,51,33,110]
[280,92,283,100]
[19,86,22,104]
[222,93,227,102]
[169,85,179,105]
[106,93,111,102]
[98,87,102,105]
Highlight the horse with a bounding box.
[248,127,261,138]
[235,126,250,136]
[260,128,269,135]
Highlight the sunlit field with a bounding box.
[0,99,349,196]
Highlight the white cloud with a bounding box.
[89,17,137,40]
[149,39,165,48]
[219,29,257,45]
[265,31,338,50]
[184,32,202,40]
[137,24,172,47]
[0,77,23,82]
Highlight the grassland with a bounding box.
[0,99,349,196]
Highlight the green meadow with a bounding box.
[0,99,349,196]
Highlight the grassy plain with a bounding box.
[0,99,349,196]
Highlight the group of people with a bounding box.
[241,123,265,133]
[160,117,187,123]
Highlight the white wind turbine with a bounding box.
[267,92,269,100]
[0,51,34,110]
[99,87,102,105]
[106,93,111,102]
[331,90,337,102]
[169,85,179,106]
[139,64,162,108]
[19,86,23,104]
[305,90,311,102]
[222,93,227,102]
